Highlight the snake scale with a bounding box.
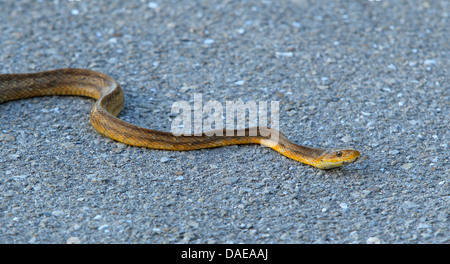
[0,68,360,169]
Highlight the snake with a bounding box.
[0,68,360,169]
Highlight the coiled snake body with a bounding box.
[0,69,360,169]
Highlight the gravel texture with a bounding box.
[0,0,448,243]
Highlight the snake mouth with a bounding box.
[333,155,360,169]
[344,155,359,165]
[346,151,360,164]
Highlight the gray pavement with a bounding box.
[0,0,448,243]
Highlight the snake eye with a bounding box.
[335,151,342,157]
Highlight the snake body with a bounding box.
[0,68,360,169]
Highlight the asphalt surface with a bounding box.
[0,0,448,243]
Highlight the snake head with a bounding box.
[314,148,361,169]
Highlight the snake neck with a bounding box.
[252,127,326,165]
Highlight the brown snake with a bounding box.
[0,68,360,169]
